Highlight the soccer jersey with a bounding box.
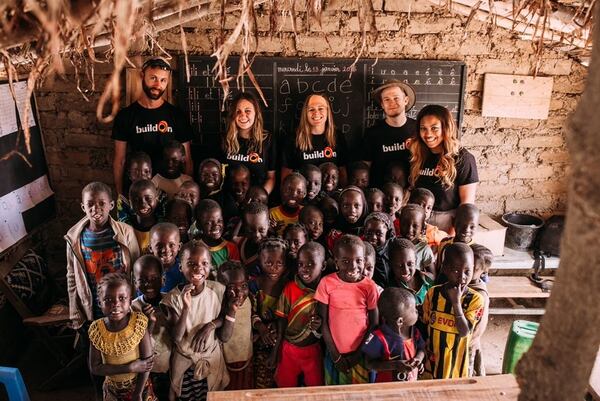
[269,206,302,236]
[422,285,484,379]
[275,276,318,345]
[361,324,425,382]
[80,227,123,319]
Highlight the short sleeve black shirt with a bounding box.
[362,118,417,187]
[220,134,277,186]
[414,147,479,211]
[282,132,349,170]
[111,101,194,168]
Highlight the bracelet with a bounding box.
[225,315,236,323]
[333,354,342,363]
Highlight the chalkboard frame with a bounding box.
[176,56,467,159]
[0,81,56,257]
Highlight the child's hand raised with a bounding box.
[129,355,154,373]
[182,283,195,310]
[191,322,216,352]
[142,304,157,323]
[269,217,283,233]
[446,284,464,305]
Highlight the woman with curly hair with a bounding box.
[409,105,478,233]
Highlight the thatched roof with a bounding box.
[0,0,593,144]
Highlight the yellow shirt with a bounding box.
[269,205,302,236]
[88,312,148,388]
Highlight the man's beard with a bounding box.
[142,80,165,100]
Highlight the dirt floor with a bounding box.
[0,313,544,401]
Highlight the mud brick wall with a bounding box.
[36,1,585,261]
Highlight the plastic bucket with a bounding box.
[501,213,544,251]
[502,320,539,374]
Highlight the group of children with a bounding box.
[66,140,493,401]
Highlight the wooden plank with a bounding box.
[208,374,519,401]
[487,277,552,299]
[482,73,553,119]
[489,308,546,315]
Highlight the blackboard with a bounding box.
[0,81,56,254]
[177,56,466,159]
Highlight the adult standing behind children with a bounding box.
[219,92,277,194]
[281,94,349,184]
[362,80,417,188]
[409,105,478,233]
[112,56,194,196]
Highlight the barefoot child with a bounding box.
[272,242,327,387]
[132,255,171,400]
[66,182,140,329]
[161,241,233,400]
[217,261,254,390]
[362,287,425,382]
[250,238,289,388]
[88,273,156,401]
[422,243,484,379]
[316,235,379,385]
[469,244,492,377]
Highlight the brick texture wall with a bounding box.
[37,3,585,260]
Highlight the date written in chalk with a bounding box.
[277,63,357,74]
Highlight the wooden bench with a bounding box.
[209,374,519,401]
[487,276,552,315]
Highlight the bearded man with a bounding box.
[112,56,194,195]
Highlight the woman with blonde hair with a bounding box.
[221,92,276,194]
[281,93,348,184]
[409,104,478,233]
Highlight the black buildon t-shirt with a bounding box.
[282,132,349,170]
[220,134,277,186]
[362,118,417,186]
[414,147,479,211]
[111,101,194,168]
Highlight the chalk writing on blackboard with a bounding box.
[178,57,466,159]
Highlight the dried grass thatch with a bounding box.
[0,0,593,164]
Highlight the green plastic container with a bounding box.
[502,320,539,374]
